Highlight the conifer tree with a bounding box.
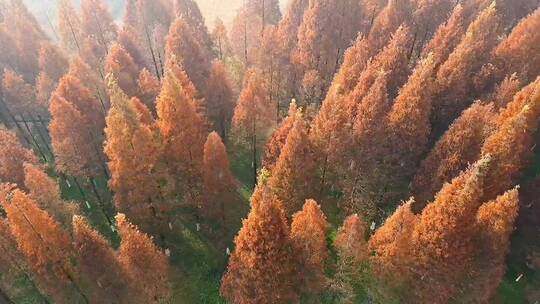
[329,36,371,95]
[165,17,211,97]
[494,8,540,83]
[116,213,171,303]
[491,73,521,110]
[211,18,231,60]
[460,188,519,303]
[411,102,496,209]
[332,214,368,303]
[80,0,117,55]
[410,156,491,302]
[481,78,540,200]
[36,43,69,107]
[268,112,316,216]
[49,75,105,178]
[206,61,234,140]
[2,69,37,114]
[0,129,37,187]
[368,0,413,54]
[202,131,236,224]
[173,0,213,53]
[57,0,82,54]
[137,68,161,110]
[118,25,149,71]
[221,187,299,303]
[73,216,131,303]
[105,44,141,97]
[276,0,309,53]
[262,101,298,172]
[421,4,465,68]
[232,69,275,188]
[432,2,500,135]
[156,61,209,203]
[290,199,329,295]
[23,163,78,229]
[0,186,86,303]
[105,77,163,233]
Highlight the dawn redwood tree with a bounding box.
[262,101,299,172]
[210,18,231,60]
[494,8,540,84]
[332,214,368,303]
[73,216,131,303]
[221,187,299,303]
[409,156,491,302]
[36,42,69,107]
[201,131,236,224]
[420,4,465,69]
[276,0,309,56]
[368,199,417,292]
[431,2,500,135]
[105,44,141,97]
[0,186,86,303]
[290,199,329,295]
[116,213,171,304]
[491,73,522,110]
[105,77,164,234]
[367,0,412,54]
[173,0,213,54]
[156,61,209,203]
[268,112,316,216]
[328,36,371,96]
[117,25,149,71]
[411,102,496,210]
[23,163,78,229]
[232,69,275,188]
[459,188,519,303]
[0,129,37,187]
[49,75,106,178]
[137,68,161,110]
[165,17,212,97]
[481,77,540,200]
[385,54,436,197]
[206,61,234,140]
[2,69,37,114]
[80,0,117,55]
[57,0,82,54]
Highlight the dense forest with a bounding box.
[0,0,539,303]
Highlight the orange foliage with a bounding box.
[80,0,117,53]
[411,102,496,209]
[206,61,234,139]
[116,213,171,303]
[2,69,37,113]
[137,68,161,110]
[263,101,298,172]
[335,214,368,263]
[221,187,299,303]
[105,44,141,97]
[290,199,329,295]
[0,129,37,187]
[268,112,316,216]
[202,132,236,223]
[368,0,412,53]
[491,73,522,110]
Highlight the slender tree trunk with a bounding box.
[19,114,49,162]
[89,177,113,226]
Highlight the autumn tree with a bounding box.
[0,129,37,187]
[490,73,522,110]
[49,75,106,178]
[409,156,491,302]
[116,213,171,303]
[368,199,417,299]
[221,187,299,303]
[80,0,117,55]
[290,199,329,296]
[431,2,500,135]
[173,0,213,53]
[262,101,298,171]
[137,68,161,110]
[23,163,78,229]
[105,77,164,234]
[105,44,141,97]
[411,102,496,210]
[201,131,236,224]
[156,61,209,203]
[332,214,368,303]
[459,188,519,303]
[57,0,82,53]
[211,18,231,60]
[268,111,316,216]
[165,17,212,97]
[36,42,69,107]
[117,25,149,71]
[0,186,86,303]
[2,69,37,114]
[232,69,275,188]
[481,77,540,200]
[494,7,540,84]
[73,216,131,303]
[420,4,465,69]
[367,0,412,54]
[206,61,234,139]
